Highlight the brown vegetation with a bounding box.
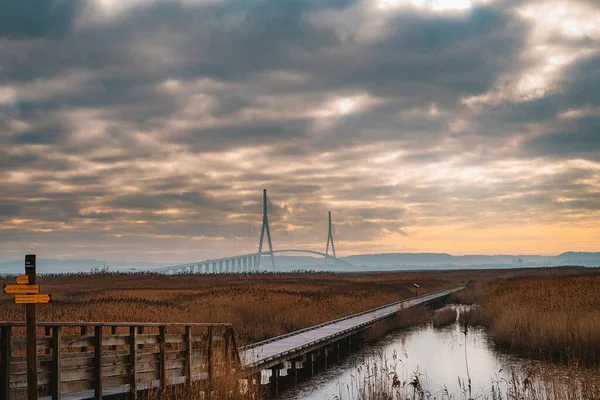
[0,270,480,346]
[352,352,600,400]
[455,268,600,366]
[431,307,456,328]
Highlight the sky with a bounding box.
[1,0,600,263]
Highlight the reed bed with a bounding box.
[432,307,457,328]
[0,270,482,345]
[457,271,600,366]
[339,351,600,400]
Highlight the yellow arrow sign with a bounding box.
[16,275,29,285]
[4,284,39,294]
[15,294,51,304]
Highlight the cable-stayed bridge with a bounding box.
[156,190,355,274]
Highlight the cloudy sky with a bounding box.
[1,0,600,263]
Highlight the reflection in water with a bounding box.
[282,307,582,400]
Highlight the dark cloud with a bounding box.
[0,0,80,39]
[524,118,600,161]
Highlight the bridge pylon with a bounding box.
[257,189,276,271]
[325,211,337,264]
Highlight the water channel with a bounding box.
[279,306,588,400]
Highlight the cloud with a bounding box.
[0,0,599,262]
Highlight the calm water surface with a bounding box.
[280,307,568,400]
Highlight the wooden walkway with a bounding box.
[241,287,464,370]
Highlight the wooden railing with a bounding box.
[0,322,240,400]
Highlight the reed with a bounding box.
[344,352,600,400]
[454,270,600,366]
[0,270,478,345]
[432,307,456,328]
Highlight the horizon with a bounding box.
[2,0,600,262]
[2,249,600,266]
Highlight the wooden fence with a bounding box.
[0,322,241,400]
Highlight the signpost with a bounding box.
[15,295,51,304]
[4,284,40,294]
[1,255,52,400]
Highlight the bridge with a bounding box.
[155,189,354,275]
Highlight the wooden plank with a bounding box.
[159,326,166,392]
[129,326,137,399]
[165,334,184,344]
[61,336,95,349]
[59,378,94,394]
[94,325,103,400]
[1,325,11,400]
[135,335,159,345]
[51,326,61,400]
[11,337,53,349]
[184,326,192,385]
[100,335,128,347]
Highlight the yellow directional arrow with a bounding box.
[4,284,39,294]
[16,275,29,285]
[15,294,51,304]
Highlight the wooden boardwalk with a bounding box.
[241,287,464,371]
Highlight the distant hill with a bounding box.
[0,259,168,275]
[1,251,598,275]
[557,252,600,261]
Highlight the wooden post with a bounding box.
[291,359,298,386]
[51,326,61,400]
[271,366,279,396]
[129,326,137,399]
[80,326,88,353]
[45,327,51,355]
[223,326,230,374]
[228,326,241,370]
[337,342,340,362]
[184,326,192,385]
[137,326,144,351]
[1,325,11,400]
[25,254,38,400]
[94,325,103,400]
[207,326,213,398]
[159,326,167,393]
[110,326,117,351]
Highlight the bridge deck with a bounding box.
[241,286,463,370]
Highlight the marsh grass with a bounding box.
[432,307,457,328]
[455,271,600,366]
[0,270,478,345]
[337,351,600,400]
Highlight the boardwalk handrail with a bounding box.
[242,285,465,352]
[1,321,240,400]
[0,322,232,327]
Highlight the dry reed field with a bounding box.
[0,270,485,346]
[455,267,600,366]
